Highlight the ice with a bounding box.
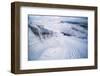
[39,36,87,60]
[28,15,88,60]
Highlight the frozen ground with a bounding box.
[28,15,88,60]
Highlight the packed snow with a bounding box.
[28,15,88,60]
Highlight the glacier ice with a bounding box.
[28,15,88,60]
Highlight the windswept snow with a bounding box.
[28,15,88,60]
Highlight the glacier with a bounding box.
[28,15,88,60]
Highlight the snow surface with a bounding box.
[28,15,88,60]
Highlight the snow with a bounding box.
[28,15,88,60]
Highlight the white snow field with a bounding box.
[28,15,88,60]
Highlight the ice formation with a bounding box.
[28,15,88,60]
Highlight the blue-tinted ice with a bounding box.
[28,15,88,60]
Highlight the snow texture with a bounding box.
[28,15,88,61]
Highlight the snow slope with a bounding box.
[28,15,88,60]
